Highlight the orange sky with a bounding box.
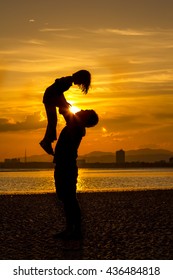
[1,0,173,161]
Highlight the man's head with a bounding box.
[75,110,99,128]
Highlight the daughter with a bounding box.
[40,70,91,155]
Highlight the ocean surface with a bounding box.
[0,168,173,194]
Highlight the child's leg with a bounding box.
[43,104,57,142]
[40,104,57,155]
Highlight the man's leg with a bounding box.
[54,166,82,239]
[63,196,82,238]
[53,196,82,240]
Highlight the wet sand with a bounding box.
[0,190,173,260]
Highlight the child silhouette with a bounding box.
[40,70,91,155]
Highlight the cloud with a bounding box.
[39,28,69,32]
[20,39,46,46]
[96,28,173,37]
[93,28,153,36]
[152,112,173,121]
[0,112,46,132]
[29,19,35,23]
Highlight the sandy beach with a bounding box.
[0,190,173,260]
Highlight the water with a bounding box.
[0,168,173,194]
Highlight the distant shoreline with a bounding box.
[0,161,173,170]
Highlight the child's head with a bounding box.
[72,70,91,94]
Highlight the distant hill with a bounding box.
[21,149,173,163]
[79,151,115,163]
[126,148,173,163]
[21,154,53,163]
[79,149,173,163]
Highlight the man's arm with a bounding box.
[59,107,74,125]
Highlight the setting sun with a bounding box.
[69,105,81,114]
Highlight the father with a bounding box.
[53,108,99,240]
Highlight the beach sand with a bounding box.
[0,190,173,260]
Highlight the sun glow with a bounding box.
[102,127,107,133]
[40,111,46,121]
[69,105,81,114]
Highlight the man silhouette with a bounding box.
[53,108,99,239]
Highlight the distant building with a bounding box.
[116,149,125,164]
[4,158,20,163]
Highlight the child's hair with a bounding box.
[72,70,91,94]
